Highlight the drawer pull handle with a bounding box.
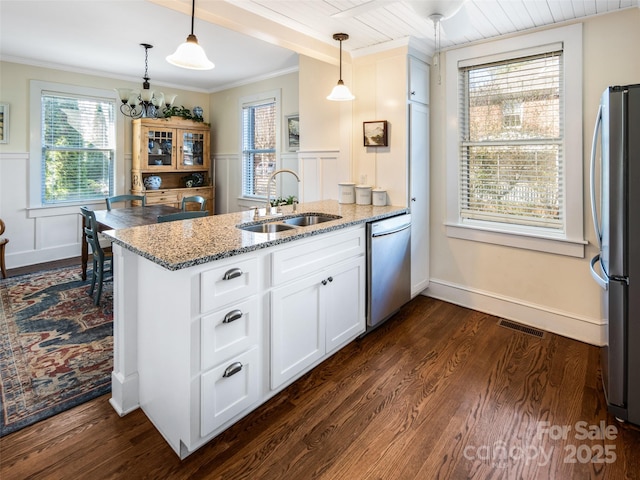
[223,362,243,378]
[223,268,243,280]
[223,309,243,324]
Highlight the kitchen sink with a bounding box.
[281,214,342,226]
[239,223,297,233]
[237,213,341,233]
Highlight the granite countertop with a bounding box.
[101,200,409,271]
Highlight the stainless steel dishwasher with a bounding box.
[366,213,411,333]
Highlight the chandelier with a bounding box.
[115,43,177,119]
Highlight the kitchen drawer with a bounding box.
[271,227,365,286]
[201,298,259,371]
[200,346,259,437]
[200,256,258,313]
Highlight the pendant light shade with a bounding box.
[327,33,354,101]
[166,0,214,70]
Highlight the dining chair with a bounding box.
[181,195,207,212]
[0,218,8,279]
[105,194,146,210]
[80,207,112,305]
[157,211,209,223]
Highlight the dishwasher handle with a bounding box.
[371,223,411,238]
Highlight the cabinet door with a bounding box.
[409,103,430,296]
[143,126,175,169]
[271,272,325,389]
[178,130,210,170]
[200,346,259,437]
[325,257,366,353]
[409,56,430,105]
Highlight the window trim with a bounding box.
[28,80,124,210]
[239,89,281,200]
[445,23,586,258]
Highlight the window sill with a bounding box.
[27,201,106,218]
[445,222,586,258]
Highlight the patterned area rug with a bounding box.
[0,266,113,436]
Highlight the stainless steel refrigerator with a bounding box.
[590,84,640,425]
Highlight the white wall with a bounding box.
[427,9,640,345]
[0,61,210,268]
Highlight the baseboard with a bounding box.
[8,244,81,270]
[425,278,605,346]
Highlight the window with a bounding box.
[502,101,523,129]
[242,97,277,198]
[30,81,121,210]
[445,24,585,257]
[460,50,562,229]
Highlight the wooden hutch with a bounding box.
[131,117,214,213]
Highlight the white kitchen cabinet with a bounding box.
[200,297,260,371]
[409,101,430,295]
[271,270,325,389]
[119,223,367,458]
[270,228,366,389]
[409,55,430,105]
[325,257,365,353]
[271,257,365,389]
[201,346,259,437]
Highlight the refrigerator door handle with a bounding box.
[590,104,603,248]
[590,254,608,290]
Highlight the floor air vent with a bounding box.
[498,319,545,338]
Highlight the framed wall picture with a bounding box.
[285,114,300,151]
[363,120,387,147]
[0,103,8,144]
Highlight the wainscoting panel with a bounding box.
[298,150,340,202]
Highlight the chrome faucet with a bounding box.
[266,169,300,215]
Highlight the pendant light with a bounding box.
[327,33,355,101]
[166,0,214,70]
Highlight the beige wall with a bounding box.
[428,9,640,344]
[0,62,210,154]
[209,71,299,154]
[209,70,299,213]
[352,47,410,206]
[0,61,209,266]
[298,54,344,152]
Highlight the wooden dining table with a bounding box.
[81,204,181,281]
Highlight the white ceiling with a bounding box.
[1,0,637,93]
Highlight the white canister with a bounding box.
[372,188,387,206]
[355,185,372,205]
[338,182,356,204]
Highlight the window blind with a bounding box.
[41,91,115,204]
[459,50,564,230]
[242,100,276,198]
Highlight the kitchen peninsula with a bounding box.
[102,200,408,458]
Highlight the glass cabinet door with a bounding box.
[179,131,205,168]
[146,129,174,167]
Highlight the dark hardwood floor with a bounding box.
[1,291,639,479]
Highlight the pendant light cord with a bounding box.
[339,39,343,82]
[190,0,195,36]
